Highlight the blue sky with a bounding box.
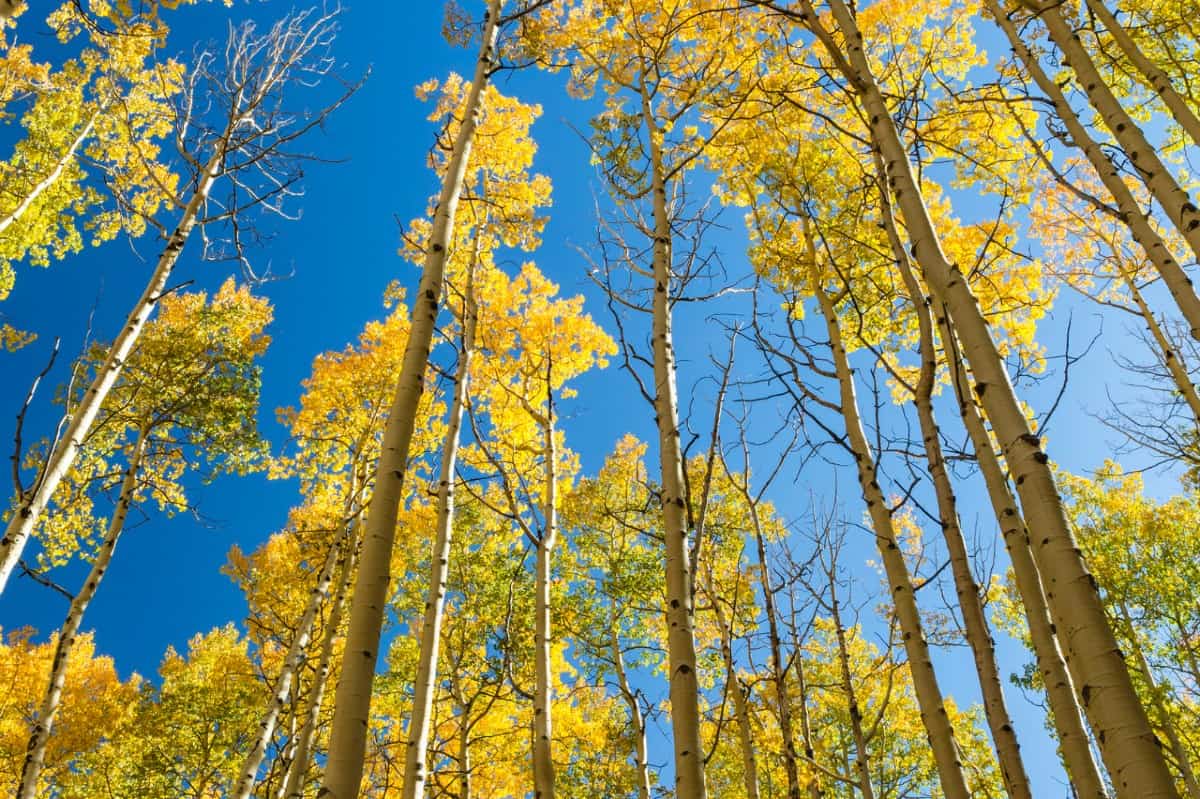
[0,2,1189,796]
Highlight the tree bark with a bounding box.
[938,308,1110,799]
[532,402,558,799]
[280,517,360,799]
[0,148,223,596]
[984,0,1200,341]
[400,248,480,799]
[318,4,501,796]
[811,1,1179,794]
[17,426,149,799]
[1123,275,1200,429]
[0,110,97,237]
[883,180,1033,799]
[1028,1,1200,277]
[1083,0,1200,147]
[828,578,876,799]
[805,236,972,799]
[612,630,653,799]
[639,75,708,799]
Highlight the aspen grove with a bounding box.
[4,1,1200,798]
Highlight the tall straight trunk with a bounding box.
[639,78,707,799]
[984,0,1200,341]
[793,655,821,799]
[17,427,149,799]
[459,701,473,799]
[0,148,223,596]
[280,519,360,799]
[1124,276,1200,428]
[883,188,1033,799]
[1083,0,1200,146]
[0,110,98,237]
[811,1,1178,793]
[612,630,653,799]
[702,572,760,799]
[319,5,501,796]
[829,581,876,799]
[805,247,972,799]
[401,250,480,799]
[938,309,1109,799]
[232,506,360,799]
[748,499,803,799]
[532,405,558,799]
[1029,2,1200,269]
[1117,604,1200,799]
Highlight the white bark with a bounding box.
[811,0,1177,793]
[400,254,479,799]
[0,149,223,596]
[318,5,501,796]
[0,111,97,237]
[532,406,558,799]
[986,0,1200,341]
[17,427,149,799]
[1084,0,1200,147]
[612,631,653,799]
[829,578,876,799]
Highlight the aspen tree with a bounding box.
[795,0,1179,793]
[318,5,503,793]
[0,7,351,596]
[802,226,972,799]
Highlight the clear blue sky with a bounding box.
[0,3,1182,796]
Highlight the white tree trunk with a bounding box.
[400,255,479,799]
[0,149,223,596]
[829,579,876,799]
[318,5,501,796]
[1084,0,1200,147]
[807,247,972,799]
[0,110,97,237]
[985,0,1200,341]
[813,0,1178,793]
[16,427,149,799]
[641,79,708,799]
[612,629,653,799]
[532,409,558,799]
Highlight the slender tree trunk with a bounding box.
[612,630,653,799]
[810,2,1179,794]
[938,308,1110,799]
[984,0,1200,341]
[1028,0,1200,264]
[1117,605,1200,799]
[0,111,98,237]
[793,654,822,799]
[401,250,480,799]
[703,570,760,799]
[1083,0,1200,147]
[639,77,707,799]
[232,504,361,799]
[0,149,223,596]
[748,500,803,799]
[805,240,972,799]
[1124,276,1200,428]
[17,427,149,799]
[319,5,501,796]
[532,405,558,799]
[280,520,360,799]
[883,185,1033,799]
[460,707,473,799]
[829,582,876,799]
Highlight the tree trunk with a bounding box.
[232,501,361,799]
[883,183,1033,799]
[702,569,760,799]
[805,236,972,799]
[17,426,149,799]
[1083,0,1200,147]
[1028,1,1200,276]
[0,148,223,596]
[984,0,1200,341]
[532,405,558,799]
[639,76,707,799]
[318,4,501,796]
[938,307,1110,799]
[793,654,822,799]
[280,518,360,799]
[748,497,803,799]
[612,630,653,799]
[813,1,1179,794]
[0,110,97,237]
[829,581,876,799]
[1117,604,1200,799]
[1124,275,1200,429]
[400,248,480,799]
